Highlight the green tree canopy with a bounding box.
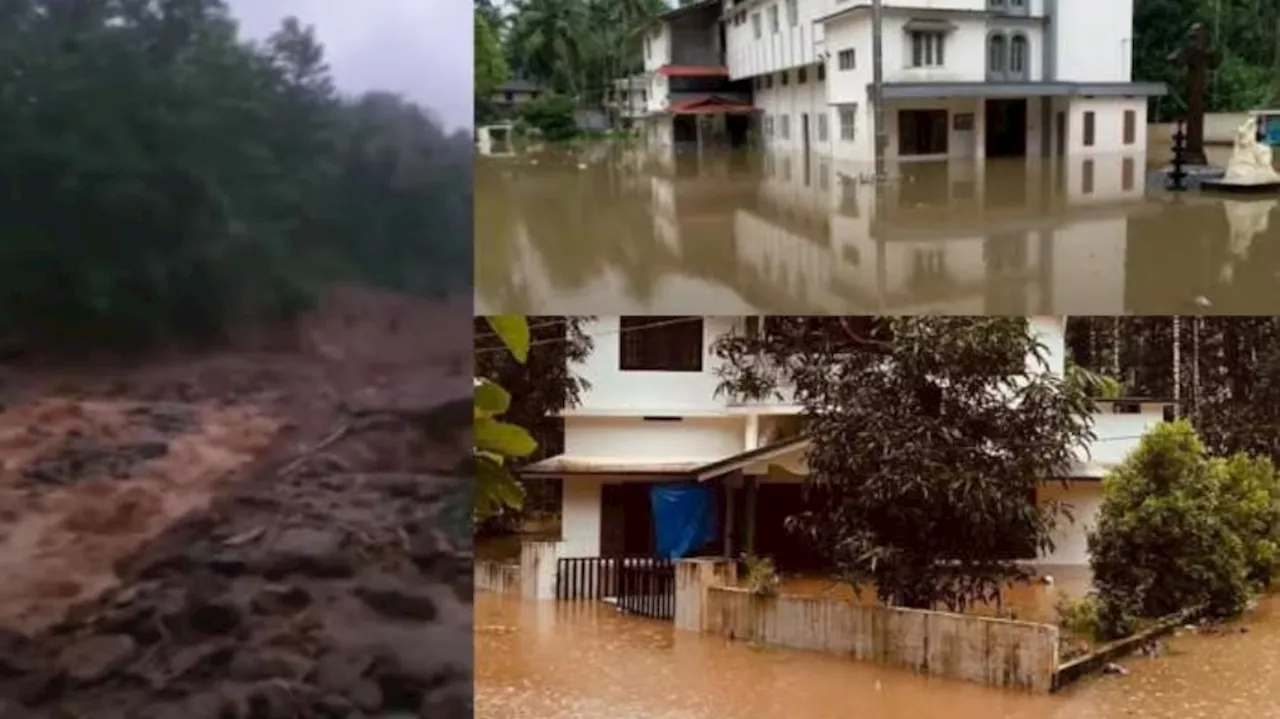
[714,317,1097,610]
[0,0,469,354]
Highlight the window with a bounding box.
[1122,157,1135,190]
[769,4,779,33]
[619,317,704,372]
[1123,109,1136,145]
[838,48,856,70]
[910,31,945,67]
[987,34,1006,75]
[817,63,825,81]
[780,113,790,139]
[764,74,773,88]
[1009,34,1027,76]
[797,67,807,83]
[503,91,513,103]
[898,109,949,155]
[752,12,761,38]
[1082,159,1095,194]
[763,113,773,137]
[839,105,857,141]
[817,112,829,142]
[786,0,798,26]
[1083,111,1096,147]
[781,70,789,86]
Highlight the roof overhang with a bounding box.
[877,81,1168,100]
[518,435,812,481]
[519,456,706,479]
[658,64,730,78]
[670,97,755,115]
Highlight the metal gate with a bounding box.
[555,556,676,620]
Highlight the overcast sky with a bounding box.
[226,0,472,129]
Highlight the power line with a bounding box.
[475,316,702,356]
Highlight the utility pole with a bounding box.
[870,0,888,181]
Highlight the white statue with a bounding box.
[1222,115,1280,184]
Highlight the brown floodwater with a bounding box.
[476,591,1280,719]
[475,143,1280,315]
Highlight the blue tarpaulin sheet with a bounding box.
[650,482,718,559]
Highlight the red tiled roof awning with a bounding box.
[669,96,754,115]
[658,64,729,78]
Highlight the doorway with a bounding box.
[1054,111,1066,156]
[726,113,750,148]
[801,112,811,155]
[673,114,697,145]
[898,109,949,156]
[600,483,656,556]
[984,98,1028,158]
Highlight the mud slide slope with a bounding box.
[0,290,474,719]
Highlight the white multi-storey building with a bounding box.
[522,316,1173,572]
[720,0,1164,164]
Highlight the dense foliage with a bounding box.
[475,316,593,460]
[1089,420,1280,638]
[1135,0,1280,119]
[474,316,541,522]
[495,0,669,105]
[1067,317,1280,462]
[518,94,580,140]
[714,317,1097,611]
[0,0,470,353]
[475,10,509,109]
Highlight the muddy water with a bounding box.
[475,144,1280,315]
[476,591,1280,719]
[0,398,280,631]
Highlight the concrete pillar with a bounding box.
[520,540,564,600]
[674,557,738,632]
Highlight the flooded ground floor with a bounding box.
[476,592,1280,719]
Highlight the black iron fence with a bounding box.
[555,556,677,620]
[617,557,675,619]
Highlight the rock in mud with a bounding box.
[353,576,439,622]
[58,634,136,683]
[250,584,312,616]
[262,527,353,579]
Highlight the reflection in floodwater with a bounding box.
[475,145,1280,315]
[476,592,1280,719]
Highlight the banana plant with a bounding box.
[475,315,539,522]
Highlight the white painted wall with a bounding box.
[646,73,671,115]
[1036,481,1103,566]
[724,0,831,79]
[1053,0,1133,83]
[562,477,603,557]
[755,71,830,155]
[644,22,671,72]
[563,416,748,461]
[571,316,738,414]
[1065,97,1147,156]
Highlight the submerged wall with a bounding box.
[702,585,1060,692]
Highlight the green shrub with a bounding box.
[742,554,780,597]
[518,94,578,142]
[1088,420,1275,638]
[1054,594,1102,641]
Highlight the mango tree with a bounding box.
[475,315,539,521]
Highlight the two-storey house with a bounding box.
[641,0,755,152]
[522,316,1173,575]
[721,0,1165,165]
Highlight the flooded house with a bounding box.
[717,0,1165,165]
[520,316,1173,576]
[640,0,755,152]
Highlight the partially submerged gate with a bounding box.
[555,556,676,620]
